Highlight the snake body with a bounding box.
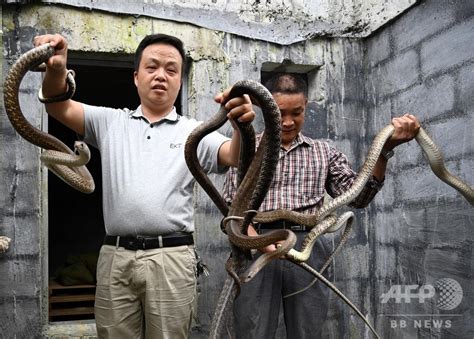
[415,127,474,205]
[186,93,473,338]
[253,125,474,228]
[4,44,95,194]
[185,80,298,338]
[186,80,382,338]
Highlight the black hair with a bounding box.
[134,33,186,73]
[264,73,308,98]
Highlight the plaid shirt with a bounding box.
[222,133,383,214]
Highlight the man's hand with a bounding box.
[32,33,85,136]
[215,88,255,123]
[246,224,282,254]
[385,113,421,150]
[33,34,68,73]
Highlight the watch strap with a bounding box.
[381,148,394,160]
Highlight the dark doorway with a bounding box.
[47,62,140,321]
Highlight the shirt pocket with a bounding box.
[296,167,325,206]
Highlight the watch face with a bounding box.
[383,150,394,159]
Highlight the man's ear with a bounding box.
[134,71,138,87]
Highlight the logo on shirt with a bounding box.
[170,143,182,149]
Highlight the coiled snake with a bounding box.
[3,44,95,194]
[185,80,473,338]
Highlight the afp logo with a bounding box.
[380,278,463,310]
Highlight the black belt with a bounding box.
[104,232,193,250]
[256,220,308,232]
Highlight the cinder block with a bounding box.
[375,246,397,279]
[390,140,422,169]
[373,209,405,245]
[0,170,41,215]
[458,62,474,111]
[391,206,426,247]
[422,203,470,244]
[332,100,367,140]
[0,297,41,337]
[392,0,456,52]
[366,99,392,135]
[366,30,391,66]
[397,163,461,202]
[333,244,370,280]
[459,158,473,189]
[369,49,419,97]
[2,214,41,256]
[367,171,395,207]
[0,258,40,297]
[424,248,469,279]
[392,74,455,122]
[424,116,474,159]
[421,17,474,77]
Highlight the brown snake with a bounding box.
[253,124,474,228]
[185,81,382,338]
[185,80,299,338]
[186,85,473,338]
[3,44,95,194]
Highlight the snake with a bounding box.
[186,91,473,338]
[3,44,95,194]
[252,124,474,229]
[186,80,300,338]
[185,80,381,338]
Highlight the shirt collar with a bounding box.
[285,133,313,151]
[297,133,313,147]
[130,105,180,123]
[256,132,313,150]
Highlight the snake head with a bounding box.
[73,141,90,154]
[74,141,85,150]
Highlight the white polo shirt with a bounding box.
[83,104,229,236]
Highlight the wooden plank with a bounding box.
[49,294,96,303]
[49,280,96,291]
[49,307,95,317]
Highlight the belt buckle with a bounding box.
[127,236,145,250]
[290,225,304,231]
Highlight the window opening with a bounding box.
[260,60,322,138]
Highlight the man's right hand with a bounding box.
[33,34,68,73]
[32,33,85,136]
[246,224,280,254]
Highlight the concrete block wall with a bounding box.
[0,4,365,338]
[0,0,472,337]
[0,12,46,333]
[364,0,473,338]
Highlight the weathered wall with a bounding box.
[360,0,473,338]
[0,4,46,337]
[0,0,472,338]
[42,0,418,44]
[0,3,364,338]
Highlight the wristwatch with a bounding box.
[381,148,394,160]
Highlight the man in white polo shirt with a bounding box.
[34,33,255,339]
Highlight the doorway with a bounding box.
[47,61,140,322]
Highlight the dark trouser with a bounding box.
[233,232,333,339]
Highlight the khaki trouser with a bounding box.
[95,244,197,339]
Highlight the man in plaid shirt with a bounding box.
[222,73,420,338]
